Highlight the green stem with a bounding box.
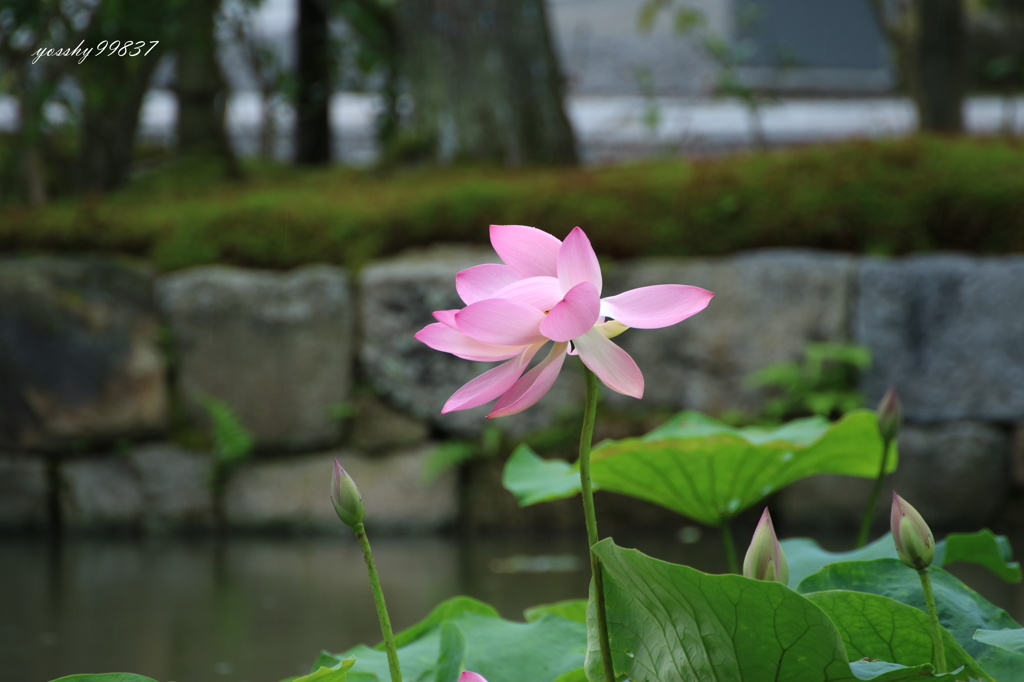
[918,568,947,673]
[857,437,893,548]
[578,368,614,682]
[720,519,739,575]
[354,522,403,682]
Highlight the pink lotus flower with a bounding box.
[459,673,487,682]
[415,224,714,417]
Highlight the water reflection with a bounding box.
[2,529,1021,682]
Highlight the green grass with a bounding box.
[3,135,1023,272]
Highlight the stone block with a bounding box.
[0,256,168,449]
[60,457,146,529]
[157,265,353,450]
[855,255,1024,422]
[607,250,857,415]
[223,446,457,532]
[0,453,49,528]
[358,247,581,438]
[127,443,214,530]
[59,444,215,531]
[348,393,430,454]
[779,420,1011,532]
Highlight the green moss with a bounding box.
[2,136,1023,272]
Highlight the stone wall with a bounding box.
[1,250,1021,535]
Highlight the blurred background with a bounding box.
[2,1,1024,681]
[1,0,1023,199]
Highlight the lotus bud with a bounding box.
[459,674,488,682]
[891,492,934,570]
[877,387,902,443]
[743,508,789,585]
[331,459,364,528]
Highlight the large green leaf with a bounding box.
[973,628,1024,656]
[502,444,585,506]
[290,661,355,682]
[504,410,892,526]
[935,531,1022,584]
[784,530,1022,587]
[805,590,992,681]
[797,559,1021,678]
[524,598,588,625]
[434,622,467,682]
[315,596,586,682]
[588,540,943,681]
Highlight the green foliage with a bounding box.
[504,409,894,526]
[202,396,253,466]
[4,138,1024,269]
[312,596,587,682]
[589,539,971,681]
[747,342,872,422]
[784,530,1023,587]
[798,559,1022,678]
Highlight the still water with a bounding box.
[2,530,1021,682]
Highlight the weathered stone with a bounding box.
[127,443,214,530]
[223,446,457,532]
[779,421,1011,532]
[606,250,857,414]
[0,256,167,449]
[0,453,49,528]
[60,457,146,529]
[358,247,581,437]
[1012,423,1024,488]
[157,265,352,450]
[349,393,430,454]
[855,255,1024,422]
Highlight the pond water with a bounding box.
[3,529,1022,682]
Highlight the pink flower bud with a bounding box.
[743,508,789,585]
[891,492,934,570]
[331,459,364,528]
[459,673,488,682]
[877,387,902,443]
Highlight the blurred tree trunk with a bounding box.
[867,0,966,133]
[910,0,965,132]
[395,0,577,165]
[295,0,333,164]
[175,0,241,175]
[77,56,161,191]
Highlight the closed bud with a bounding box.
[331,459,364,528]
[459,674,488,682]
[743,508,789,585]
[891,492,934,570]
[877,387,902,443]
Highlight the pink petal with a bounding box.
[455,298,546,346]
[600,285,714,329]
[491,275,563,311]
[441,346,540,414]
[456,263,521,305]
[432,309,459,327]
[460,674,488,682]
[489,342,569,417]
[415,322,524,362]
[490,224,561,277]
[557,227,602,294]
[572,328,644,398]
[540,281,601,342]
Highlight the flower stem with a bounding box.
[353,522,403,682]
[578,368,614,682]
[720,519,739,574]
[857,437,893,548]
[918,567,947,673]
